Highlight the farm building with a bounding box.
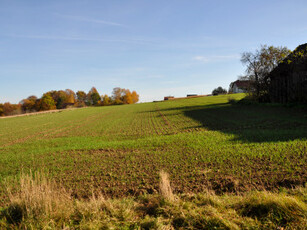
[164,96,174,100]
[229,80,251,93]
[266,43,307,103]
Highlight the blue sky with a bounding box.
[1,0,307,103]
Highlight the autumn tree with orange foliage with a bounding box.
[76,91,87,103]
[20,96,37,112]
[2,103,22,116]
[131,91,139,103]
[123,89,133,104]
[112,87,139,105]
[101,94,111,106]
[46,90,67,109]
[65,89,76,104]
[37,94,56,111]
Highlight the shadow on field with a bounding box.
[156,102,307,143]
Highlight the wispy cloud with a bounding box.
[4,34,155,44]
[193,54,240,63]
[55,14,125,27]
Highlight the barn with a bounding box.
[267,43,307,103]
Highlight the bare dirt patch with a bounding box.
[35,148,307,199]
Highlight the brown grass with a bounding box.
[159,170,174,202]
[5,171,73,226]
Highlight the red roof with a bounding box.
[233,80,251,88]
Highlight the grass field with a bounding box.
[0,93,306,228]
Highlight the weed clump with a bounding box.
[235,191,307,228]
[3,171,73,228]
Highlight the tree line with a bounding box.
[0,87,139,117]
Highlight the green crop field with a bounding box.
[1,93,307,229]
[0,93,306,199]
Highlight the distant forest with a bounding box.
[0,87,139,117]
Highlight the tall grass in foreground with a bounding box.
[4,171,73,227]
[159,170,174,202]
[0,171,306,229]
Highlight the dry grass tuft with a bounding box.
[5,171,73,226]
[159,170,174,202]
